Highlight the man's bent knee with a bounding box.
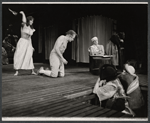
[58,72,65,77]
[59,74,65,77]
[50,70,65,78]
[50,72,58,78]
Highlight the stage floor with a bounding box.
[2,63,148,119]
[2,63,98,116]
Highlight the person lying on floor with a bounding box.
[37,30,77,78]
[118,63,145,117]
[93,64,135,116]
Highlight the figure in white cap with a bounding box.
[118,63,145,116]
[88,36,104,56]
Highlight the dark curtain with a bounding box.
[72,15,114,63]
[44,26,58,59]
[40,15,115,62]
[38,24,43,54]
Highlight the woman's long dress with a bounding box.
[13,25,35,70]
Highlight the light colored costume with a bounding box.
[118,65,145,110]
[13,25,35,70]
[49,35,68,77]
[106,41,119,66]
[89,45,104,55]
[93,64,137,116]
[93,78,126,103]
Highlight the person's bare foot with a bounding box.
[31,71,37,75]
[37,67,44,75]
[14,71,18,76]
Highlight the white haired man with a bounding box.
[88,36,104,56]
[38,30,77,78]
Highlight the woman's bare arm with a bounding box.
[20,11,26,24]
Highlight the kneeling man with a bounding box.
[38,30,77,77]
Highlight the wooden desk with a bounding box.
[89,55,113,74]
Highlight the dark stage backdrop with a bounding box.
[2,4,147,70]
[38,24,72,60]
[40,15,115,63]
[72,15,115,63]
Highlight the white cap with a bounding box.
[91,37,98,42]
[124,64,136,76]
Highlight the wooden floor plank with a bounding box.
[2,85,92,108]
[71,94,96,103]
[3,97,68,116]
[59,105,93,117]
[43,95,96,117]
[73,106,103,117]
[30,98,93,117]
[28,100,82,116]
[98,109,119,117]
[2,77,95,98]
[53,104,91,117]
[46,103,91,117]
[108,111,125,117]
[2,64,147,118]
[3,92,95,117]
[120,114,133,118]
[2,81,93,102]
[85,108,111,117]
[2,88,92,112]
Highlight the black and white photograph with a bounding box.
[2,2,148,121]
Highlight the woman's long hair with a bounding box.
[26,16,34,29]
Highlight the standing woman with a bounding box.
[13,11,36,75]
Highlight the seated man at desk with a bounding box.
[88,37,104,56]
[88,37,107,74]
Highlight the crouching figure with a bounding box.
[93,64,135,116]
[118,64,145,116]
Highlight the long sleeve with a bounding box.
[99,45,104,55]
[89,46,95,55]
